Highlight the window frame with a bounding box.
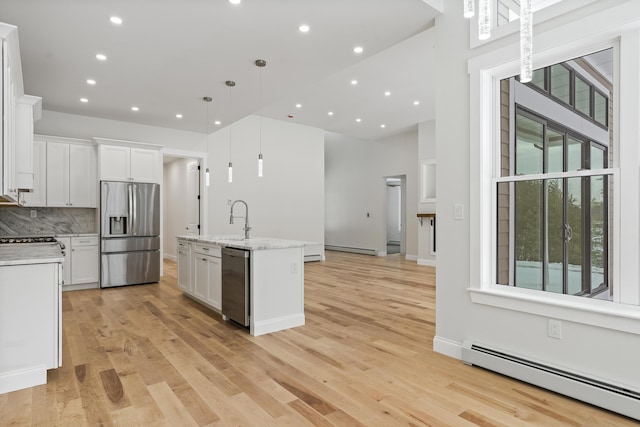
[467,7,640,335]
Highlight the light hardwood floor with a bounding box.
[0,251,636,426]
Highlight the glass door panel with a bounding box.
[516,114,544,175]
[545,179,564,293]
[515,180,543,290]
[566,177,583,295]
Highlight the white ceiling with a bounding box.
[0,0,440,141]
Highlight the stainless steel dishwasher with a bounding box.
[221,247,250,327]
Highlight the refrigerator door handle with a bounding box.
[132,184,138,235]
[128,184,134,235]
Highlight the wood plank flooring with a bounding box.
[1,251,636,426]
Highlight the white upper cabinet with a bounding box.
[96,138,161,183]
[22,138,46,207]
[1,23,41,204]
[45,137,96,208]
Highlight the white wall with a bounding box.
[163,158,193,259]
[35,110,205,151]
[434,0,640,396]
[418,120,436,265]
[205,115,325,249]
[325,130,419,258]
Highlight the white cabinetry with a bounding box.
[46,138,96,208]
[96,139,161,183]
[177,238,221,311]
[21,138,46,207]
[57,235,99,290]
[15,95,42,193]
[177,240,192,292]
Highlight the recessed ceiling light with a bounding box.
[353,46,364,54]
[96,53,107,61]
[109,16,123,25]
[176,114,183,119]
[214,120,221,125]
[298,24,310,33]
[380,124,386,128]
[384,91,391,96]
[351,80,358,85]
[413,100,420,106]
[86,79,96,85]
[328,111,334,116]
[131,106,139,112]
[356,118,362,123]
[296,103,302,108]
[80,98,88,103]
[229,0,241,4]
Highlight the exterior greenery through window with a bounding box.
[497,49,613,299]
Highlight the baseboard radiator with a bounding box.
[325,245,377,256]
[461,341,640,420]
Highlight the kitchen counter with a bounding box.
[176,234,315,251]
[0,242,65,266]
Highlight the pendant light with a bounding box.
[226,80,236,183]
[478,0,491,40]
[463,0,475,18]
[255,59,266,177]
[520,0,533,83]
[203,96,212,187]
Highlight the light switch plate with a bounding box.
[454,204,464,220]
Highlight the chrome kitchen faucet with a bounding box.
[230,199,251,239]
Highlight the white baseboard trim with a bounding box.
[62,282,99,292]
[405,254,418,261]
[325,245,377,256]
[251,314,305,337]
[164,254,177,262]
[417,258,436,267]
[433,336,462,360]
[0,364,47,394]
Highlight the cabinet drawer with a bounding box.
[72,236,99,246]
[177,240,190,249]
[193,243,221,257]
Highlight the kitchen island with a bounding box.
[176,235,308,336]
[0,242,64,394]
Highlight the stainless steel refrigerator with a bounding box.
[100,181,160,288]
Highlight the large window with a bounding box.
[496,49,613,300]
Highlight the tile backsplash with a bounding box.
[0,207,97,235]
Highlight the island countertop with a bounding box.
[176,234,317,251]
[0,242,65,266]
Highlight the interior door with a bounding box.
[186,161,200,235]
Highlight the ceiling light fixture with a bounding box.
[298,24,310,33]
[295,103,302,108]
[380,124,386,128]
[96,53,107,61]
[384,91,391,96]
[80,98,88,103]
[463,0,475,18]
[256,59,267,178]
[226,80,236,183]
[176,114,183,119]
[356,118,362,123]
[109,16,123,25]
[229,0,241,4]
[413,100,420,106]
[203,96,212,187]
[214,120,221,126]
[353,46,364,54]
[351,80,358,85]
[131,106,139,111]
[328,111,334,116]
[86,79,96,85]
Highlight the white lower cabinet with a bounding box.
[178,239,221,311]
[177,240,192,292]
[57,235,99,290]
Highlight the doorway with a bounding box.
[385,175,406,255]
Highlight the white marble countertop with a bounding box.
[176,234,317,251]
[0,242,65,266]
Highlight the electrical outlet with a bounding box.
[548,319,562,339]
[30,210,37,218]
[454,204,464,220]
